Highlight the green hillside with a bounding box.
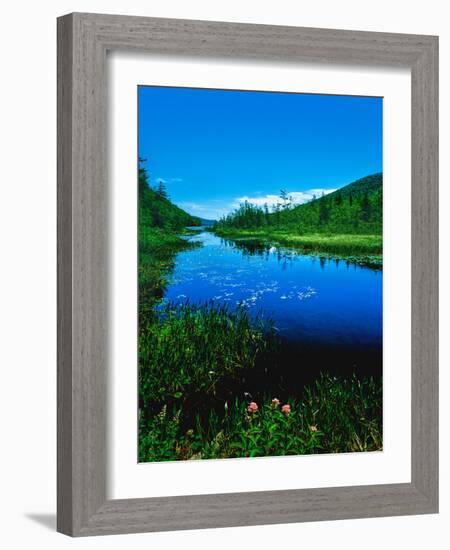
[139,163,200,232]
[278,173,382,234]
[216,173,382,235]
[138,162,201,311]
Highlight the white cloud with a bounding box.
[175,187,337,221]
[154,177,184,184]
[235,188,336,208]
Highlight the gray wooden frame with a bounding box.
[57,12,439,537]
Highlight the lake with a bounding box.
[160,229,382,386]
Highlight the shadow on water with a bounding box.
[220,235,382,271]
[246,338,382,401]
[215,337,380,400]
[181,337,382,431]
[179,321,382,429]
[221,236,297,265]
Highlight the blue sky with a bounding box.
[138,86,382,220]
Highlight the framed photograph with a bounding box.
[57,13,438,536]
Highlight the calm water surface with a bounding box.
[162,230,382,366]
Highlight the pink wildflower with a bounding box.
[271,398,280,407]
[281,404,291,415]
[247,402,258,414]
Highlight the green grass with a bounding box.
[139,372,382,461]
[139,302,277,413]
[213,228,382,266]
[138,301,382,462]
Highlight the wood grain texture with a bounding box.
[57,13,74,535]
[57,12,439,537]
[410,35,439,506]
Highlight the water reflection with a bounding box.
[163,231,382,358]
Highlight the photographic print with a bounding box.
[138,86,382,462]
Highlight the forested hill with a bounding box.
[277,172,382,234]
[216,173,382,235]
[328,172,382,199]
[139,164,201,231]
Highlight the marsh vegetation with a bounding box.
[138,164,383,461]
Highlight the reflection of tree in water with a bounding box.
[220,237,268,257]
[220,236,380,272]
[221,237,342,272]
[221,237,299,271]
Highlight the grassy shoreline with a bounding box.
[212,228,382,267]
[139,227,201,321]
[138,227,382,461]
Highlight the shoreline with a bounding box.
[211,228,382,268]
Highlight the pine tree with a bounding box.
[156,180,168,198]
[273,203,281,226]
[360,191,370,222]
[279,189,292,210]
[319,193,330,224]
[138,157,150,193]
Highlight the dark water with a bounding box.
[162,229,382,391]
